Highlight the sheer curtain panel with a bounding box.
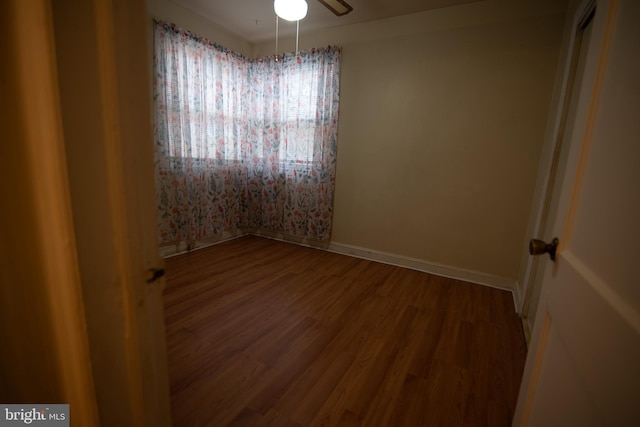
[153,21,341,248]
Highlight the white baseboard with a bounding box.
[160,230,247,258]
[512,280,523,315]
[327,241,516,294]
[160,232,519,312]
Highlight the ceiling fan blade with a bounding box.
[317,0,353,16]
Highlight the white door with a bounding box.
[513,0,640,425]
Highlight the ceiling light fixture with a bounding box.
[274,0,308,22]
[274,0,307,54]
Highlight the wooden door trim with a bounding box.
[93,0,148,424]
[88,0,172,424]
[95,0,172,424]
[1,0,100,424]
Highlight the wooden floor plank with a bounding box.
[164,235,527,426]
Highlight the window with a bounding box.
[158,34,334,164]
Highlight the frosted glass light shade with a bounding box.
[274,0,308,21]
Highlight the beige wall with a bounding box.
[254,1,567,284]
[146,0,252,55]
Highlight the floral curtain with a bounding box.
[153,21,341,247]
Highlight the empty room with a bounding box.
[152,0,557,424]
[3,0,638,426]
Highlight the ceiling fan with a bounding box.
[274,0,352,52]
[274,0,353,21]
[317,0,353,16]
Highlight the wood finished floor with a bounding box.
[164,236,527,426]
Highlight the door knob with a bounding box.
[529,237,559,261]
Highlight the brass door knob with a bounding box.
[529,237,559,261]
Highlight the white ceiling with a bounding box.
[170,0,486,43]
